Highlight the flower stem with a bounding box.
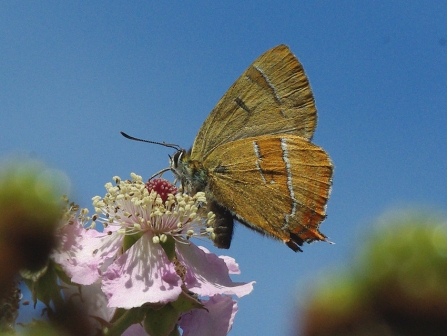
[103,308,144,336]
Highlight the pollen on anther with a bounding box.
[130,172,143,182]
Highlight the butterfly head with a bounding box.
[169,149,208,195]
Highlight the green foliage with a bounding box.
[301,210,447,335]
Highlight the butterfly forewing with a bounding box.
[191,45,317,160]
[203,135,332,247]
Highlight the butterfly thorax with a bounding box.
[170,149,208,195]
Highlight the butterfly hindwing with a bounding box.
[203,134,332,250]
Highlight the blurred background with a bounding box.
[1,2,446,335]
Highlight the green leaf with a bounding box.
[171,290,204,313]
[160,235,176,262]
[144,304,180,336]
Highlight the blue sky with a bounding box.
[1,2,446,335]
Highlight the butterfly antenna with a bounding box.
[120,131,181,151]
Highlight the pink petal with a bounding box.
[62,281,116,330]
[219,256,240,275]
[176,243,254,298]
[179,295,237,336]
[198,247,242,274]
[122,324,147,336]
[102,234,182,308]
[53,220,123,285]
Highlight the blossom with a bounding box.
[179,295,238,336]
[54,174,254,312]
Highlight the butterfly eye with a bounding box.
[171,153,179,168]
[171,150,185,169]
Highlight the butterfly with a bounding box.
[124,44,333,252]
